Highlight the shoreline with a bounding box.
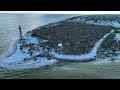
[0,29,119,70]
[1,15,120,70]
[0,34,57,70]
[0,29,118,70]
[0,40,18,61]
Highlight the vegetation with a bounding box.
[66,15,120,23]
[32,22,112,55]
[114,29,120,33]
[101,33,116,48]
[97,32,120,58]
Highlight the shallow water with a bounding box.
[1,61,120,79]
[0,14,120,79]
[0,14,78,55]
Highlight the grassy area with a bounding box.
[97,32,120,58]
[32,22,112,55]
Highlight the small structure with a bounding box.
[58,43,63,47]
[57,43,63,53]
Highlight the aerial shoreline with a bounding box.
[0,29,116,70]
[1,15,120,70]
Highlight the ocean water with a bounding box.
[0,14,120,79]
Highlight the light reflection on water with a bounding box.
[0,14,120,79]
[0,14,78,55]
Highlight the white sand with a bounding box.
[0,32,57,70]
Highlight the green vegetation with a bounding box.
[114,29,120,33]
[100,33,116,49]
[97,32,120,58]
[32,22,112,55]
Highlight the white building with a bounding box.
[58,43,63,47]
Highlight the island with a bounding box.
[1,15,120,70]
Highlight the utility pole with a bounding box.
[19,25,23,40]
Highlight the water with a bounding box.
[0,14,120,79]
[0,14,78,55]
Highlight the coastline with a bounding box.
[1,14,120,70]
[0,34,57,70]
[0,29,118,70]
[0,39,18,61]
